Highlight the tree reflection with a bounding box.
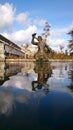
[32,62,52,94]
[68,71,73,92]
[67,84,73,92]
[68,68,73,82]
[67,63,73,92]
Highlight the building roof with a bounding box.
[0,34,20,50]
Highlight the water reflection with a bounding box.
[32,62,52,93]
[68,62,73,82]
[0,62,34,85]
[67,62,73,92]
[0,88,14,116]
[0,61,73,130]
[0,62,5,80]
[48,62,73,93]
[0,62,23,85]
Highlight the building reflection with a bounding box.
[0,62,5,80]
[32,62,52,93]
[0,62,35,86]
[0,62,22,85]
[21,61,34,74]
[0,62,9,85]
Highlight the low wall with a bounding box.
[6,59,73,62]
[0,58,73,62]
[6,59,35,62]
[49,59,73,62]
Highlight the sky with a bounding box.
[0,0,73,52]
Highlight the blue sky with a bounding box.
[0,0,73,52]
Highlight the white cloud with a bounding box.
[34,19,46,26]
[47,38,66,52]
[46,26,70,52]
[50,39,65,47]
[16,12,31,26]
[2,25,37,45]
[50,28,68,38]
[0,3,15,30]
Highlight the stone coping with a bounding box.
[0,59,73,62]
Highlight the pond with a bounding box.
[0,61,73,130]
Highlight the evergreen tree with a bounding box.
[67,28,73,54]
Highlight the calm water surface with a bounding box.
[0,61,73,130]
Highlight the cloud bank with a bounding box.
[0,3,15,31]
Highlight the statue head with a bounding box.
[37,36,42,41]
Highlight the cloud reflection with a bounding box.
[2,73,33,91]
[0,89,14,116]
[0,70,47,116]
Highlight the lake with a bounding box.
[0,61,73,130]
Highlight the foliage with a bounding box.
[49,51,73,59]
[68,41,73,52]
[67,28,73,53]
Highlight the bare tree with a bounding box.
[59,45,64,53]
[42,22,51,42]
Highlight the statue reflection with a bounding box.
[32,62,52,94]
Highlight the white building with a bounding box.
[21,44,38,58]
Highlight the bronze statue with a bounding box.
[31,33,50,62]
